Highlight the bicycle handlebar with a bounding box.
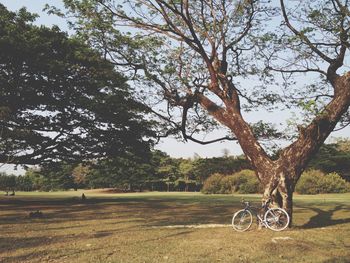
[241,198,250,207]
[241,198,271,208]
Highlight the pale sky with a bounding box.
[0,0,349,175]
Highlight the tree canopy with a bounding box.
[0,4,155,165]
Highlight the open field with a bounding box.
[0,191,350,263]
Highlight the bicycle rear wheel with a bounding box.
[232,209,253,232]
[264,208,290,231]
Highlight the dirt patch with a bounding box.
[152,224,231,229]
[271,236,293,243]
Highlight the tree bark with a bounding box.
[260,168,296,227]
[277,175,295,227]
[271,188,283,208]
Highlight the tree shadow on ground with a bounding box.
[299,205,350,229]
[3,196,350,230]
[0,197,229,246]
[0,197,237,228]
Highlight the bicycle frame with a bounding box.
[242,202,268,228]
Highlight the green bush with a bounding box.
[201,173,224,194]
[295,170,324,194]
[203,168,350,195]
[321,172,350,193]
[238,176,261,194]
[201,170,261,194]
[296,169,350,194]
[234,170,261,194]
[220,175,236,194]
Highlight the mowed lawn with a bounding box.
[0,191,349,263]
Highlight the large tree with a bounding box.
[55,0,350,225]
[0,4,155,165]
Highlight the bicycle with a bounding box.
[232,198,290,232]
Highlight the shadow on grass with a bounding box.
[0,236,56,254]
[2,196,349,230]
[300,205,350,229]
[0,196,237,228]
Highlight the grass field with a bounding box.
[0,190,349,263]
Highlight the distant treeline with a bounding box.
[0,151,251,192]
[1,140,350,193]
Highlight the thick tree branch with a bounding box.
[280,73,350,182]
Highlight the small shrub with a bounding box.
[201,173,224,194]
[296,170,324,194]
[238,176,261,194]
[320,172,350,193]
[202,170,261,194]
[234,170,261,194]
[296,169,350,194]
[220,175,236,194]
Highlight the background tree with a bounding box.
[23,168,47,191]
[85,151,155,191]
[15,174,34,191]
[192,156,251,184]
[85,162,116,189]
[0,172,16,194]
[41,163,76,191]
[72,164,90,189]
[177,159,196,191]
[0,4,155,166]
[157,156,180,191]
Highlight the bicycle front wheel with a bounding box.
[264,208,290,231]
[232,209,253,232]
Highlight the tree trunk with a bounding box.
[282,188,293,227]
[279,174,296,227]
[269,187,294,227]
[260,166,298,227]
[271,188,283,208]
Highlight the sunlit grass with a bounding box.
[0,191,349,262]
